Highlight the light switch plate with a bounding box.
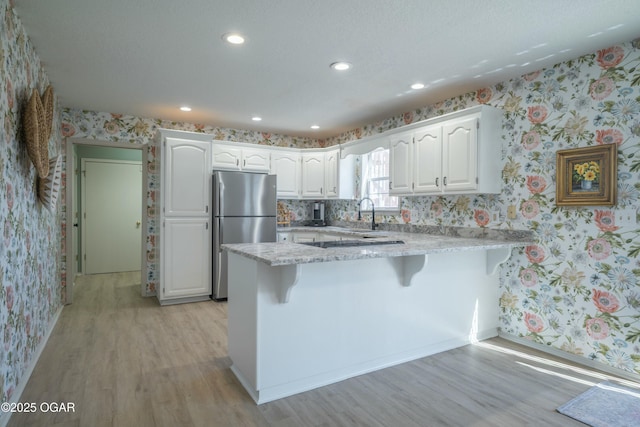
[507,205,517,220]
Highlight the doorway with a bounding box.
[81,159,142,274]
[65,139,147,304]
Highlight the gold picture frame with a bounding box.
[556,144,617,206]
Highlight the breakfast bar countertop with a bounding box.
[222,227,533,266]
[225,225,533,404]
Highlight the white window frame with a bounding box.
[360,148,399,213]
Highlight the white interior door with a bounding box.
[72,150,79,276]
[82,159,142,274]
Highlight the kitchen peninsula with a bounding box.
[223,228,531,404]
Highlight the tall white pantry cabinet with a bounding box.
[156,129,212,305]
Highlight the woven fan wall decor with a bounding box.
[41,85,54,145]
[38,155,63,212]
[23,85,54,179]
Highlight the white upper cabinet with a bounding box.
[299,149,349,199]
[242,147,271,172]
[413,125,442,193]
[208,140,352,200]
[301,152,325,198]
[389,105,502,195]
[389,132,413,194]
[442,117,477,192]
[271,150,301,198]
[324,149,339,198]
[164,137,211,217]
[211,144,242,170]
[211,143,270,172]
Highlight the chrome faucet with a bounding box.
[357,197,377,230]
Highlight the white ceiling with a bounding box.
[13,0,640,139]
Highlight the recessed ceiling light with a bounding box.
[330,62,352,71]
[223,33,245,44]
[410,83,425,90]
[180,106,192,112]
[310,125,320,130]
[252,116,262,121]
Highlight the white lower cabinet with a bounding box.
[292,232,317,243]
[276,231,345,243]
[315,233,343,242]
[278,232,291,242]
[161,218,211,303]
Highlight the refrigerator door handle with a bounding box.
[217,179,224,216]
[213,217,223,298]
[216,251,223,295]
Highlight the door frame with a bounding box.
[80,158,143,275]
[65,138,148,304]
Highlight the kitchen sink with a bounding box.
[300,239,405,249]
[342,229,391,238]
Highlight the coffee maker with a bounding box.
[311,201,326,226]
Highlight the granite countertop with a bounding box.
[222,227,533,266]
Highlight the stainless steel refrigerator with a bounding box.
[212,171,277,300]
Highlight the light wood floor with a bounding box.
[8,272,635,427]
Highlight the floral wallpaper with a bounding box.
[1,0,63,405]
[59,112,319,296]
[327,39,640,375]
[3,0,639,411]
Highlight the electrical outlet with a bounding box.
[616,208,637,227]
[490,210,500,223]
[507,205,517,220]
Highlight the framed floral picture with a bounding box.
[556,144,617,206]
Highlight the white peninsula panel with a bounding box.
[226,238,514,404]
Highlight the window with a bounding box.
[361,148,399,211]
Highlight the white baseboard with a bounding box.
[238,328,498,404]
[0,305,63,427]
[498,331,640,383]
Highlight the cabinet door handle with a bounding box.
[236,159,239,166]
[389,181,392,189]
[443,177,447,186]
[243,159,246,167]
[435,178,439,187]
[320,187,323,195]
